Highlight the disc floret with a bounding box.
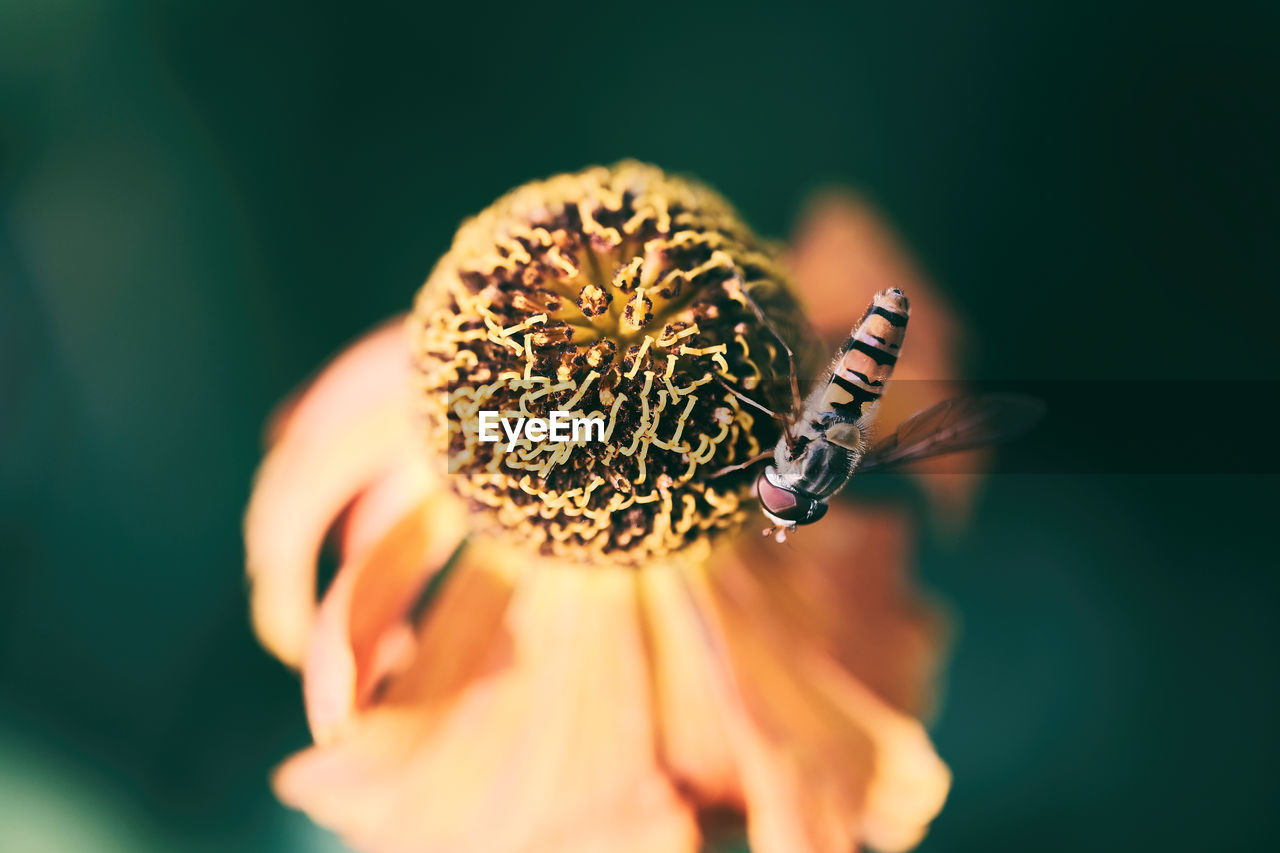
[410,162,808,564]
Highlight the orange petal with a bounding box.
[789,192,960,352]
[265,316,413,447]
[278,551,700,853]
[681,547,950,853]
[639,563,742,807]
[338,447,437,566]
[789,191,982,522]
[303,486,468,743]
[730,502,947,718]
[245,319,417,667]
[275,554,518,846]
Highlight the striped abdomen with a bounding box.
[815,288,910,422]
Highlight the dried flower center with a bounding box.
[409,162,806,565]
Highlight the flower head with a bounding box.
[410,161,807,564]
[246,163,956,853]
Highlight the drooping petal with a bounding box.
[275,551,518,846]
[303,486,469,743]
[278,548,700,853]
[639,563,742,807]
[245,319,417,667]
[789,190,982,523]
[731,502,947,718]
[676,549,950,853]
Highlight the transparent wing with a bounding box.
[859,393,1045,472]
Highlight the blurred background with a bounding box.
[2,1,1277,851]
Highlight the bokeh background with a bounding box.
[2,1,1277,851]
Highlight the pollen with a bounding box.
[409,161,808,565]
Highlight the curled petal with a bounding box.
[245,319,416,667]
[339,448,438,566]
[275,553,518,847]
[303,486,469,743]
[278,552,700,853]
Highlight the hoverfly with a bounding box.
[716,287,1043,542]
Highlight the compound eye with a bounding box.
[756,473,820,523]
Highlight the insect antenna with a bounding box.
[735,278,803,418]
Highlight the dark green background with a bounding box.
[2,2,1277,851]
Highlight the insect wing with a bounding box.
[859,393,1045,471]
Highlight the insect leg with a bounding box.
[707,449,775,480]
[713,376,797,453]
[736,279,802,418]
[714,375,785,421]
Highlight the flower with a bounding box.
[246,163,959,852]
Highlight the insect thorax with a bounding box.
[771,428,862,502]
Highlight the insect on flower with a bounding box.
[246,163,969,853]
[715,288,1044,542]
